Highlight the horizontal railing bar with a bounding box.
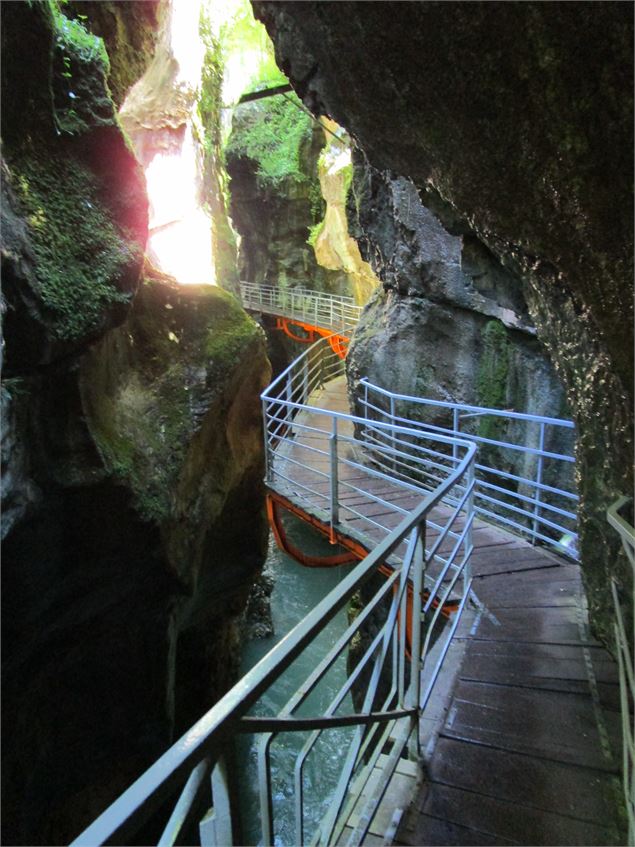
[475,480,577,521]
[475,505,576,552]
[473,462,578,501]
[239,708,416,733]
[474,491,575,534]
[360,378,576,428]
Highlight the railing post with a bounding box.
[330,417,339,538]
[452,408,460,463]
[302,356,309,404]
[286,373,293,408]
[200,753,239,847]
[465,455,475,586]
[408,520,426,755]
[531,422,546,543]
[262,398,272,483]
[390,396,397,472]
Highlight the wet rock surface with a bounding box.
[1,5,271,843]
[2,274,271,845]
[254,0,633,641]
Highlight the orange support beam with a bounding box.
[274,318,350,360]
[265,492,459,624]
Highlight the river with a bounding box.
[239,516,357,845]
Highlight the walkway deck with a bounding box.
[274,379,625,846]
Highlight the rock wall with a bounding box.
[253,1,634,642]
[347,157,574,532]
[65,0,161,107]
[310,122,379,305]
[1,4,271,843]
[2,273,270,845]
[227,105,337,291]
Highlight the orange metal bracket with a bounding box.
[274,318,350,360]
[265,492,458,621]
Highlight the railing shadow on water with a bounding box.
[71,335,476,847]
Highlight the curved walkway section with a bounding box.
[72,293,624,847]
[241,281,363,338]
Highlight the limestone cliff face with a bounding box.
[1,1,148,373]
[254,1,633,641]
[65,0,161,107]
[310,123,379,305]
[227,106,335,291]
[347,157,574,522]
[2,276,270,844]
[1,4,271,844]
[227,103,378,303]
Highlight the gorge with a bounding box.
[1,1,632,845]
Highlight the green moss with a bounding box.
[226,94,313,189]
[476,319,510,440]
[51,3,108,66]
[9,148,139,340]
[88,280,262,524]
[307,219,325,248]
[49,1,112,135]
[197,14,239,291]
[342,161,353,198]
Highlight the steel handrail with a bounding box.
[72,336,475,847]
[358,378,578,559]
[607,496,635,846]
[240,281,363,336]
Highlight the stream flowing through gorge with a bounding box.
[240,517,357,845]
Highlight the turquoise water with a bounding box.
[239,516,356,845]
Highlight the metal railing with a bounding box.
[240,281,363,337]
[358,380,578,559]
[72,336,476,847]
[607,496,635,845]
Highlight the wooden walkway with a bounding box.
[270,378,626,846]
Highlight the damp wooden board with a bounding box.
[423,736,621,827]
[412,782,620,846]
[269,377,625,845]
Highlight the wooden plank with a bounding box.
[465,605,593,645]
[461,639,619,683]
[419,782,620,846]
[443,680,620,772]
[397,812,519,846]
[426,736,622,828]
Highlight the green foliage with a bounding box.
[308,177,326,223]
[307,219,325,248]
[476,319,510,440]
[227,93,313,188]
[48,0,111,135]
[50,2,108,67]
[219,0,287,96]
[10,149,139,340]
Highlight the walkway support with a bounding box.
[72,288,585,847]
[71,339,476,847]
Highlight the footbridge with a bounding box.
[72,287,629,846]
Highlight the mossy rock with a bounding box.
[81,271,267,526]
[1,1,147,373]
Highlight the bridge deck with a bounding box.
[273,378,625,846]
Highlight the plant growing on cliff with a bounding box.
[226,93,313,188]
[197,13,239,290]
[10,149,138,340]
[476,319,510,440]
[48,1,111,135]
